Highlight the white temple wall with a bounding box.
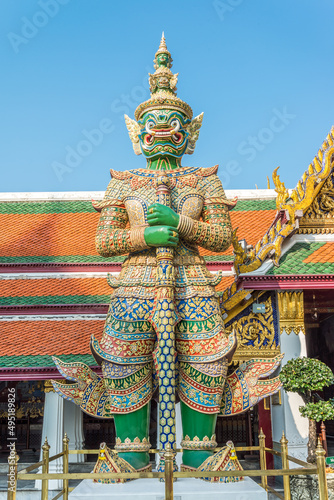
[271,325,309,462]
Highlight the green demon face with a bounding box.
[138,109,190,160]
[156,53,169,67]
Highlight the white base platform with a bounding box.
[69,477,267,499]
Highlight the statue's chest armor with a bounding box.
[123,182,204,226]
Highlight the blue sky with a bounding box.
[1,0,333,193]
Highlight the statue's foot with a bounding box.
[93,443,151,483]
[182,450,214,469]
[118,452,150,470]
[181,441,243,483]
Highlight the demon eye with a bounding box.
[171,119,180,130]
[145,120,155,131]
[145,121,156,137]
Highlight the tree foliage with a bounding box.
[280,356,334,463]
[300,400,334,423]
[279,357,334,402]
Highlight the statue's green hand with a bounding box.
[144,226,179,247]
[147,204,180,228]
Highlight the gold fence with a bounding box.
[7,430,329,500]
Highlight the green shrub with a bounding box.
[279,356,334,462]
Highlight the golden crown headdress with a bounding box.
[125,34,203,156]
[134,33,193,121]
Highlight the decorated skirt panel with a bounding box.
[175,296,235,363]
[178,359,228,414]
[102,361,153,414]
[91,296,156,365]
[51,355,282,418]
[88,291,236,414]
[92,295,234,366]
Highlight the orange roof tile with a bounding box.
[0,213,98,257]
[2,320,103,356]
[303,242,334,263]
[0,277,111,297]
[230,210,277,247]
[215,275,235,292]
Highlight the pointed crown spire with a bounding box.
[155,32,169,56]
[134,34,193,121]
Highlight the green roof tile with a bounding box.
[204,254,233,262]
[231,199,276,211]
[0,255,124,263]
[0,295,110,306]
[0,354,97,368]
[0,198,276,215]
[266,242,334,275]
[0,254,233,264]
[0,200,96,214]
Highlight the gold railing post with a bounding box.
[320,421,328,456]
[164,444,174,500]
[63,433,70,500]
[316,437,328,500]
[280,431,291,500]
[258,428,267,490]
[41,437,50,500]
[7,443,18,500]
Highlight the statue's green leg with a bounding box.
[113,402,151,469]
[181,401,217,468]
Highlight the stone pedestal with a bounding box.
[36,389,85,490]
[36,390,64,490]
[64,399,85,463]
[69,477,267,500]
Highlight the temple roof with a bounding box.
[220,126,334,320]
[0,192,276,269]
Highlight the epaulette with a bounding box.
[110,169,132,180]
[199,165,219,177]
[206,196,238,210]
[92,199,125,212]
